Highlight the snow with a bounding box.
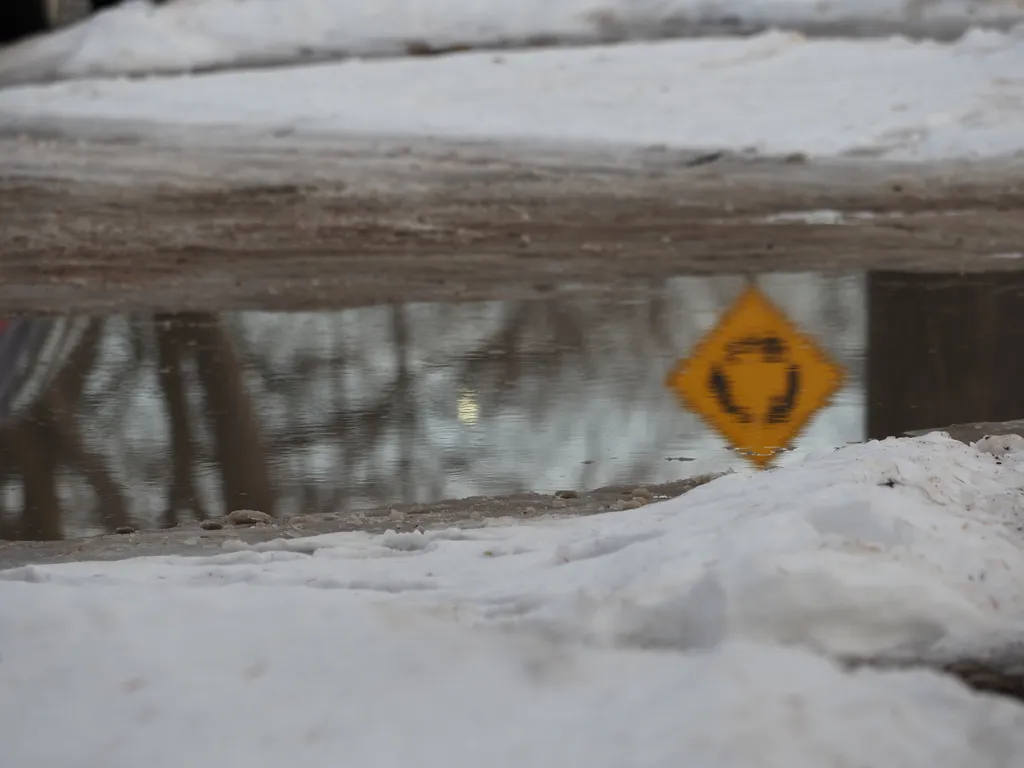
[5,588,1024,768]
[1,27,1022,160]
[2,0,1023,87]
[10,433,1024,657]
[5,433,1024,765]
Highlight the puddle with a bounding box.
[2,270,1024,540]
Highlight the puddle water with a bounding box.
[2,270,1023,540]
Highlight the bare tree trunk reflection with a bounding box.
[392,306,416,504]
[0,449,13,541]
[15,407,62,540]
[1,319,128,540]
[46,320,131,532]
[156,316,208,527]
[184,314,276,517]
[50,404,130,531]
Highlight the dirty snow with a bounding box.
[5,434,1024,766]
[2,28,1023,161]
[1,0,1023,86]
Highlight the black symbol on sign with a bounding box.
[708,336,800,425]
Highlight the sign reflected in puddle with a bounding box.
[666,284,845,468]
[0,273,863,541]
[4,268,1019,541]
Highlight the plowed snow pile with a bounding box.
[5,433,1024,767]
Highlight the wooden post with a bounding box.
[867,272,1024,440]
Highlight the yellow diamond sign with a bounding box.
[666,285,845,468]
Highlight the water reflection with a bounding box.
[0,269,1007,540]
[867,272,1024,439]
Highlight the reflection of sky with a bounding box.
[402,272,865,495]
[236,272,865,505]
[59,272,864,531]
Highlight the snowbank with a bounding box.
[1,28,1021,160]
[10,433,1024,658]
[4,587,1024,768]
[8,585,1024,765]
[5,434,1024,765]
[1,0,1022,87]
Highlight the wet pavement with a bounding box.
[5,133,1024,316]
[2,268,1024,543]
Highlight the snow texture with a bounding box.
[5,434,1024,766]
[1,26,1022,161]
[2,0,1023,86]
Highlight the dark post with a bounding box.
[867,272,1024,439]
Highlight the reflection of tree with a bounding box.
[0,320,126,540]
[0,274,861,539]
[0,314,276,539]
[223,295,664,512]
[239,276,861,511]
[11,405,61,541]
[276,305,417,513]
[153,313,276,526]
[46,321,129,532]
[187,314,276,518]
[156,315,206,527]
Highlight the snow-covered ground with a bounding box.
[2,0,1022,87]
[5,433,1024,766]
[1,26,1022,161]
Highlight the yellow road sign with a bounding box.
[666,285,845,468]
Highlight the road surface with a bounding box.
[3,130,1024,314]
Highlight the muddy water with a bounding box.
[2,270,1022,540]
